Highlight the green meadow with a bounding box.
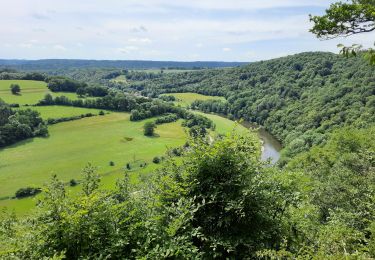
[0,113,186,200]
[30,106,104,119]
[0,111,247,214]
[164,92,225,107]
[0,80,78,105]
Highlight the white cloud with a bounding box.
[53,44,67,51]
[128,38,152,44]
[19,43,33,48]
[0,0,355,61]
[117,46,139,54]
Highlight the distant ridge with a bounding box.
[0,59,248,70]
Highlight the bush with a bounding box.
[143,122,156,136]
[69,179,78,186]
[155,113,178,124]
[109,161,115,166]
[10,84,21,95]
[99,110,105,116]
[152,156,161,164]
[15,187,41,198]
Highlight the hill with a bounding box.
[0,59,248,71]
[138,52,375,162]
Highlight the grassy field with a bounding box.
[0,88,248,215]
[29,106,104,120]
[0,80,79,105]
[0,111,249,214]
[164,92,225,107]
[111,75,127,83]
[194,111,247,135]
[0,113,186,199]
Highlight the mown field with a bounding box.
[164,92,225,107]
[0,113,186,198]
[0,114,187,213]
[0,80,79,105]
[30,106,104,119]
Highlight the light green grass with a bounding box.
[132,69,200,74]
[194,111,248,135]
[164,92,225,107]
[0,80,80,105]
[29,106,105,120]
[0,111,249,215]
[0,113,186,201]
[111,75,127,83]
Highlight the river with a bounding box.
[203,113,282,164]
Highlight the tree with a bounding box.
[76,87,86,97]
[310,0,375,64]
[156,133,293,258]
[10,84,21,95]
[143,122,156,136]
[81,163,100,196]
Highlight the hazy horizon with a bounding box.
[1,0,374,62]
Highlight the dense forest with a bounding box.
[136,52,375,163]
[0,59,247,71]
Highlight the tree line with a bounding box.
[0,99,48,147]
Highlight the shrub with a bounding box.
[152,156,161,164]
[15,187,41,198]
[109,161,115,166]
[143,122,156,136]
[10,84,21,95]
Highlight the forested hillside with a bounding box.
[0,59,247,71]
[138,52,375,161]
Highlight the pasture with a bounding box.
[0,80,78,105]
[30,106,104,119]
[164,92,225,107]
[0,113,186,200]
[0,87,248,214]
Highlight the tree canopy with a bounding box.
[310,0,375,64]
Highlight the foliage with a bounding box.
[152,156,161,164]
[143,121,156,136]
[137,52,374,162]
[47,76,87,92]
[15,187,41,198]
[10,83,20,95]
[46,113,95,125]
[0,99,48,147]
[154,113,178,124]
[0,131,295,259]
[154,132,296,258]
[310,0,375,64]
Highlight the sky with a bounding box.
[0,0,374,61]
